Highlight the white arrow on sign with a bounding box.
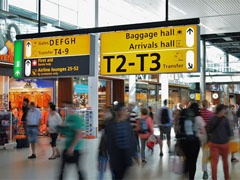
[186,27,194,47]
[15,71,20,76]
[25,60,31,77]
[186,50,194,70]
[26,41,32,58]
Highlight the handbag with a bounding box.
[229,141,240,153]
[202,143,211,163]
[172,156,185,174]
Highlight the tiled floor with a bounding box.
[0,129,240,180]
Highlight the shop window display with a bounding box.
[9,79,54,136]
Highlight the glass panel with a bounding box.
[59,0,78,11]
[77,0,95,28]
[42,0,59,19]
[59,6,77,25]
[9,0,37,12]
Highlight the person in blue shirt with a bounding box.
[26,102,41,159]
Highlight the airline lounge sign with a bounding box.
[100,25,200,75]
[14,34,92,78]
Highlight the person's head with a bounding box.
[29,102,36,110]
[189,102,200,116]
[0,17,6,35]
[202,99,209,109]
[6,23,20,42]
[141,108,148,116]
[23,98,29,107]
[127,102,135,112]
[64,101,76,113]
[48,102,56,111]
[113,102,128,121]
[148,106,152,112]
[163,99,168,106]
[215,104,228,117]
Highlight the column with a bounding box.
[225,52,229,72]
[200,39,206,101]
[160,74,169,106]
[88,0,99,136]
[0,0,8,11]
[129,75,136,103]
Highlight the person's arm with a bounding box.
[168,108,174,126]
[225,118,232,138]
[148,117,154,135]
[67,129,84,156]
[56,113,63,125]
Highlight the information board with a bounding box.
[100,25,200,75]
[14,34,93,78]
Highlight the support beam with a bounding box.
[17,18,200,39]
[200,39,206,101]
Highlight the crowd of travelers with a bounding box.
[21,97,240,180]
[98,99,240,180]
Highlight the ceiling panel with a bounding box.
[169,0,218,19]
[204,0,240,15]
[200,16,236,34]
[222,14,240,31]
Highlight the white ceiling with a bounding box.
[123,0,240,35]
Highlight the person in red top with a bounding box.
[136,108,154,165]
[200,99,214,179]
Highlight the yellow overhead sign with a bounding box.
[100,25,200,75]
[23,34,90,59]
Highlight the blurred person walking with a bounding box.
[158,99,173,156]
[208,104,231,180]
[127,102,141,165]
[200,100,214,179]
[98,106,115,180]
[136,108,154,165]
[22,98,29,136]
[178,102,206,180]
[58,102,85,180]
[47,102,62,160]
[226,104,239,162]
[173,103,183,135]
[105,102,137,180]
[148,106,154,122]
[26,102,41,159]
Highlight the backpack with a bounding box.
[176,109,196,139]
[139,118,149,134]
[161,108,170,124]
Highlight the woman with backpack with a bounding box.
[178,102,206,180]
[136,108,154,165]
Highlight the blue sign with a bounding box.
[74,84,88,93]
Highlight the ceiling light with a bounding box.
[223,37,233,41]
